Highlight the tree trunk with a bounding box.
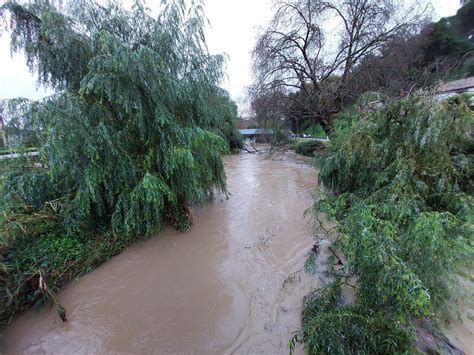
[1,131,7,147]
[320,112,336,137]
[0,116,7,147]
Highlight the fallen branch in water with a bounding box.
[328,246,344,266]
[242,145,257,154]
[283,269,302,288]
[249,141,263,153]
[242,141,265,154]
[38,270,67,322]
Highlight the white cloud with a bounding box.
[203,0,272,98]
[433,0,459,19]
[0,35,54,99]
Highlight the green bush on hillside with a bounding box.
[298,122,327,138]
[297,110,360,140]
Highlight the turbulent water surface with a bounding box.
[3,151,473,355]
[2,152,326,354]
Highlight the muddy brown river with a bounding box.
[2,152,325,354]
[3,152,473,355]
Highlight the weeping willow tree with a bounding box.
[0,0,241,326]
[299,94,474,353]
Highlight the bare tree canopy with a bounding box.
[252,0,429,133]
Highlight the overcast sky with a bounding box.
[0,0,461,110]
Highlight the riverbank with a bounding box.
[1,152,321,353]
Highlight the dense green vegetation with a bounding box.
[0,0,241,326]
[425,1,474,78]
[299,124,326,139]
[298,94,474,353]
[300,283,413,354]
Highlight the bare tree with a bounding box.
[250,86,318,133]
[252,0,429,134]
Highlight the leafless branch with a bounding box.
[251,0,428,133]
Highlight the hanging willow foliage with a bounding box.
[302,94,474,353]
[0,0,242,326]
[0,0,243,232]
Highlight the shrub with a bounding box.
[299,122,327,138]
[295,140,326,157]
[300,94,474,353]
[301,283,413,354]
[332,111,360,136]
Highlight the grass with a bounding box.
[0,156,155,326]
[0,203,156,326]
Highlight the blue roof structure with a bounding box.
[238,128,274,136]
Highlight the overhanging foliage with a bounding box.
[302,94,474,353]
[0,0,241,326]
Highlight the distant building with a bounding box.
[437,76,474,107]
[439,77,474,94]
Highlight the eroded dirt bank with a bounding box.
[2,152,324,354]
